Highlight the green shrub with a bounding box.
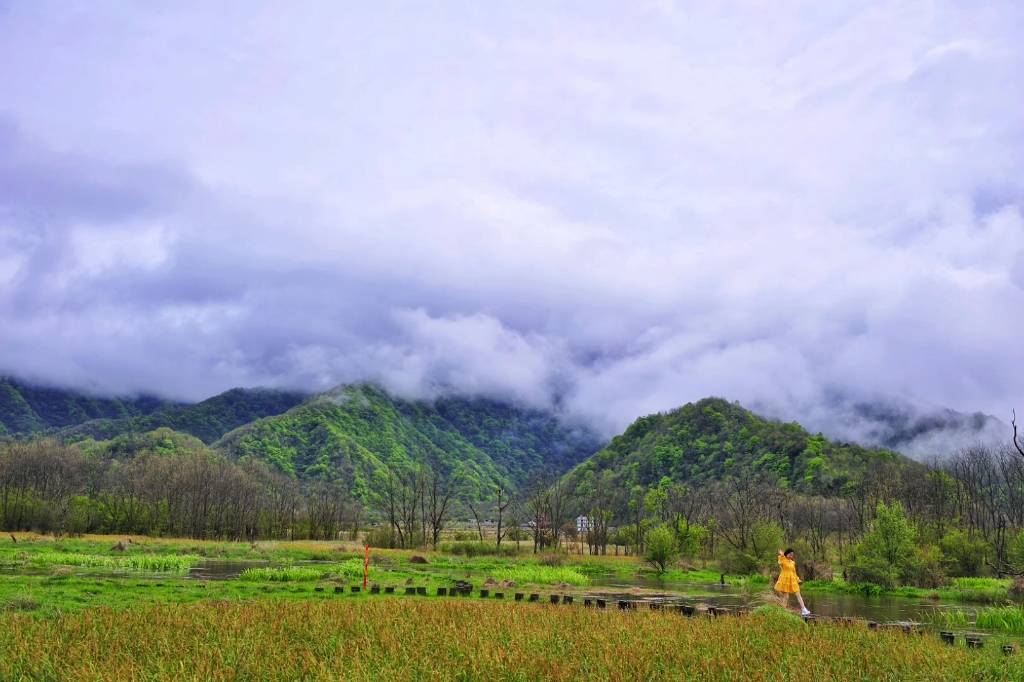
[719,522,784,575]
[848,502,918,589]
[363,526,399,549]
[643,526,678,573]
[938,529,989,577]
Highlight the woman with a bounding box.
[776,548,811,615]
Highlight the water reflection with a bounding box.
[589,575,959,626]
[186,560,270,580]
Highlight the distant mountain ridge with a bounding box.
[213,383,603,498]
[60,387,311,444]
[0,376,174,436]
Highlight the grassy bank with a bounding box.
[938,606,1024,636]
[802,576,1015,604]
[0,599,1019,682]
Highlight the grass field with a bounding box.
[0,599,1019,682]
[1,534,1023,680]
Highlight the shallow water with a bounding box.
[587,574,974,627]
[186,560,271,580]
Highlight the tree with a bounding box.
[849,501,917,588]
[426,465,462,548]
[643,525,678,573]
[521,474,552,553]
[494,486,514,549]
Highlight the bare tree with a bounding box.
[494,486,514,549]
[426,465,462,548]
[521,475,552,553]
[1014,410,1024,460]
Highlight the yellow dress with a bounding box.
[775,555,801,594]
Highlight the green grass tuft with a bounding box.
[238,567,326,582]
[490,564,590,586]
[29,552,200,572]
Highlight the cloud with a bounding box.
[0,1,1022,453]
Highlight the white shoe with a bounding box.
[801,608,811,616]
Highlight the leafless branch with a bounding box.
[1014,409,1024,460]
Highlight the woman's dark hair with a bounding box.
[784,548,795,557]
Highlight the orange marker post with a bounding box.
[364,545,370,589]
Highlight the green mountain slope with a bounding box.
[395,395,601,486]
[571,397,907,496]
[213,384,602,499]
[0,376,172,435]
[60,387,310,444]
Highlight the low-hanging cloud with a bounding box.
[1,1,1022,454]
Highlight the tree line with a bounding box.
[3,427,1024,587]
[0,431,363,541]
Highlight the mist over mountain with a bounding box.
[0,376,173,436]
[745,392,1008,460]
[2,369,1011,472]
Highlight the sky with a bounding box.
[1,1,1022,443]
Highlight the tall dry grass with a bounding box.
[0,599,1018,681]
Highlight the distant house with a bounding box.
[576,515,593,533]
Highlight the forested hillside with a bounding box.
[394,395,601,486]
[214,384,602,500]
[0,376,172,435]
[60,388,309,444]
[572,397,910,498]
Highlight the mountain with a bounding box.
[397,395,601,485]
[213,383,603,499]
[570,397,912,497]
[842,400,1005,457]
[60,387,310,444]
[0,376,173,436]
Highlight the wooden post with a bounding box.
[416,587,427,596]
[479,589,489,598]
[514,593,524,601]
[550,595,560,604]
[385,586,395,594]
[437,587,447,596]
